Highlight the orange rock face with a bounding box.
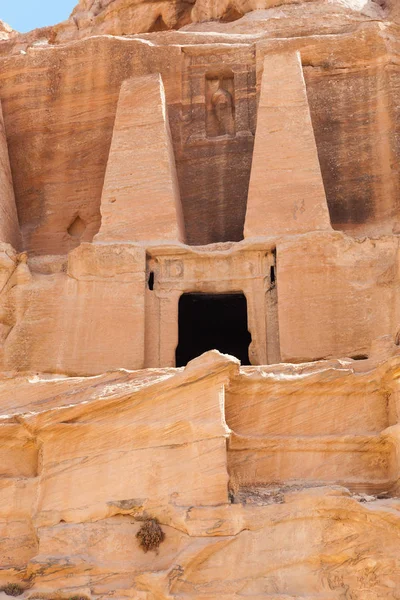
[0,20,16,41]
[1,1,400,599]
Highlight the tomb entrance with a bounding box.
[175,292,252,367]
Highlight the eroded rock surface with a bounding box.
[0,351,399,598]
[1,0,400,598]
[0,21,16,41]
[52,0,390,40]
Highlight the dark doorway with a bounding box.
[176,293,252,367]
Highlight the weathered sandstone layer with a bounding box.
[0,21,15,41]
[51,0,392,40]
[1,350,400,598]
[1,0,400,598]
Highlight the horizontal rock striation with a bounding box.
[0,351,399,598]
[1,1,400,598]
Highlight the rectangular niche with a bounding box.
[205,70,236,138]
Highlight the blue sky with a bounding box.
[0,0,76,33]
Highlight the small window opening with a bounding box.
[148,272,155,291]
[176,292,252,367]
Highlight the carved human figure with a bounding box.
[211,84,235,136]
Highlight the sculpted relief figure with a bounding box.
[211,84,235,137]
[206,75,236,137]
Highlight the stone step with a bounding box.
[228,433,394,493]
[179,594,341,600]
[225,374,388,437]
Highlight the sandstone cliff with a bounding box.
[0,0,400,598]
[0,350,399,599]
[1,0,391,44]
[0,20,16,41]
[61,0,389,39]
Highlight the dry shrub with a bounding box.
[1,585,24,597]
[136,518,165,553]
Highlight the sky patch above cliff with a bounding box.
[0,0,76,33]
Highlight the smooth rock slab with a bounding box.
[245,52,331,238]
[96,73,184,243]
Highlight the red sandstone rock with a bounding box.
[0,21,16,41]
[51,0,391,40]
[0,1,400,598]
[96,74,184,243]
